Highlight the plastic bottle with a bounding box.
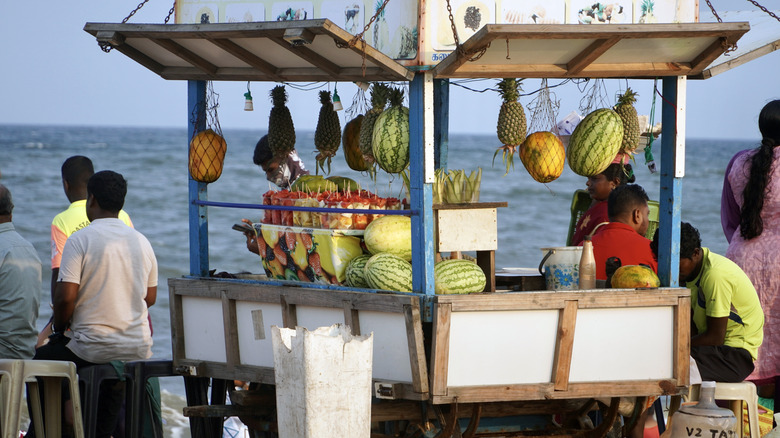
[579,238,596,289]
[669,381,737,437]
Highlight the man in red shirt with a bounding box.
[590,184,658,282]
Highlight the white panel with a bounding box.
[236,301,284,367]
[447,310,559,386]
[437,208,498,252]
[182,296,227,362]
[359,311,413,382]
[296,306,345,330]
[569,307,674,382]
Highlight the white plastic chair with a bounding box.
[688,381,761,438]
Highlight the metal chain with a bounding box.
[703,0,739,54]
[122,0,151,23]
[745,0,780,23]
[164,1,176,24]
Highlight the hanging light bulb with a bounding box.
[244,82,254,111]
[332,85,343,111]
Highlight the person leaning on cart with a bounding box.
[652,222,764,382]
[253,134,308,191]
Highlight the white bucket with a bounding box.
[538,246,583,290]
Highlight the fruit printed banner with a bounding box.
[253,223,366,285]
[175,0,697,66]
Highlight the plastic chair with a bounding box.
[565,189,660,245]
[123,360,175,438]
[78,363,123,438]
[688,381,761,438]
[0,359,84,438]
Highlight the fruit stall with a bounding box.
[84,1,761,435]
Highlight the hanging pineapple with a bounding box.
[314,90,342,175]
[493,78,527,175]
[268,85,296,159]
[614,88,640,154]
[372,88,409,174]
[359,83,389,165]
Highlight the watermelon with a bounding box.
[610,265,660,288]
[364,253,413,292]
[434,259,487,294]
[566,108,624,177]
[372,89,409,174]
[345,254,371,288]
[363,216,412,261]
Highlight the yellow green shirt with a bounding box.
[687,248,764,360]
[50,200,133,268]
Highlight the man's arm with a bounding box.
[53,281,79,332]
[50,268,59,304]
[691,315,728,347]
[145,286,157,308]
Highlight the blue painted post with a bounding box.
[657,76,684,287]
[409,73,436,294]
[188,80,209,277]
[434,79,449,170]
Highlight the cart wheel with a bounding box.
[582,397,621,438]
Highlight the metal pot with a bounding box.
[538,246,583,290]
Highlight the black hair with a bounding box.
[62,155,94,187]
[651,221,701,259]
[607,184,649,221]
[739,100,780,240]
[253,135,273,167]
[87,170,126,213]
[0,184,13,216]
[602,162,636,185]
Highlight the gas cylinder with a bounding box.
[669,381,737,438]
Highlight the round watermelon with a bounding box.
[567,108,623,177]
[345,254,371,288]
[434,259,487,294]
[364,253,413,293]
[364,216,412,261]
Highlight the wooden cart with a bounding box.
[85,11,752,437]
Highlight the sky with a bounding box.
[1,0,778,140]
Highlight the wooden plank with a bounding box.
[432,202,508,210]
[674,296,691,387]
[281,295,297,328]
[268,36,341,78]
[221,291,240,371]
[552,300,578,391]
[566,37,620,75]
[156,66,400,82]
[152,38,218,76]
[175,359,277,384]
[168,284,187,367]
[111,43,166,77]
[404,303,429,395]
[343,301,361,335]
[696,40,780,79]
[439,62,692,79]
[207,38,282,81]
[184,404,266,418]
[476,250,495,292]
[371,399,586,422]
[688,38,730,75]
[429,303,452,396]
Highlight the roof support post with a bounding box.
[409,72,436,295]
[188,80,209,277]
[434,79,449,170]
[657,76,686,287]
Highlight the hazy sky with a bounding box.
[1,0,778,140]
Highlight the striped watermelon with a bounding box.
[372,89,409,174]
[345,254,371,288]
[434,259,486,294]
[364,253,413,292]
[364,216,412,261]
[567,108,624,177]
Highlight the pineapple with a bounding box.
[314,90,342,175]
[614,88,640,153]
[359,83,389,164]
[268,85,296,159]
[493,78,527,175]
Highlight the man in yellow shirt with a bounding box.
[653,222,763,382]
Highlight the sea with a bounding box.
[0,124,760,435]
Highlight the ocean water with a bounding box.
[0,124,759,433]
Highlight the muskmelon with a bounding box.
[610,265,660,288]
[363,216,412,261]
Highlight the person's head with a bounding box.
[253,135,290,187]
[607,184,650,235]
[86,171,126,221]
[651,221,702,283]
[61,155,94,202]
[740,100,780,239]
[0,184,13,223]
[586,162,635,202]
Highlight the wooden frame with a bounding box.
[168,277,429,400]
[429,288,690,404]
